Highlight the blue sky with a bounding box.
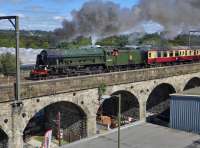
[0,0,139,31]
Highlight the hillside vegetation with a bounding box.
[1,30,200,49]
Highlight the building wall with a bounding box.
[170,95,200,134]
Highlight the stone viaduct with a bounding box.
[0,63,200,147]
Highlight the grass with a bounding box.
[34,136,44,142]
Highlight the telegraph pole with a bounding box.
[0,16,22,106]
[15,16,20,102]
[0,15,22,148]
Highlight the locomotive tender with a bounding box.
[30,46,200,78]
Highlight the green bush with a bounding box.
[0,53,16,76]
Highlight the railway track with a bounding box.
[0,61,197,84]
[27,61,194,81]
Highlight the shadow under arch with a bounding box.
[0,128,8,148]
[146,83,176,127]
[184,77,200,90]
[23,101,87,144]
[97,90,140,125]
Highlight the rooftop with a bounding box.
[171,87,200,97]
[62,122,200,148]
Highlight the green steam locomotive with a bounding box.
[30,46,147,78]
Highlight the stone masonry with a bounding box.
[0,63,199,147]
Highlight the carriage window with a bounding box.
[158,52,161,57]
[175,51,179,56]
[190,51,192,55]
[163,52,167,57]
[179,52,181,55]
[185,51,187,56]
[170,52,173,57]
[107,52,111,56]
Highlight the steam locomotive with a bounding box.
[30,46,200,78]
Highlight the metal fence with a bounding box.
[0,137,8,148]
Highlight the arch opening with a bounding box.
[23,101,87,147]
[97,90,139,129]
[0,128,8,148]
[146,83,176,127]
[184,77,200,90]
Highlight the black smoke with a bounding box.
[54,0,200,41]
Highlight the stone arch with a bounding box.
[184,77,200,90]
[0,128,8,148]
[22,96,92,132]
[23,101,87,144]
[146,83,176,126]
[97,90,140,124]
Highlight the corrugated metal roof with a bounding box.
[171,87,200,97]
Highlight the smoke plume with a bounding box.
[54,0,200,40]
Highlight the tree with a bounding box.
[98,83,107,100]
[0,53,16,76]
[96,35,128,47]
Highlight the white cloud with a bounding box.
[53,13,72,21]
[53,16,65,21]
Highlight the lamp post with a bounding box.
[101,94,121,148]
[188,30,200,48]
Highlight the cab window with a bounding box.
[107,52,111,56]
[148,52,152,58]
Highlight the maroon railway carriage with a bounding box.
[147,48,200,65]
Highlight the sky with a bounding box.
[0,0,140,31]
